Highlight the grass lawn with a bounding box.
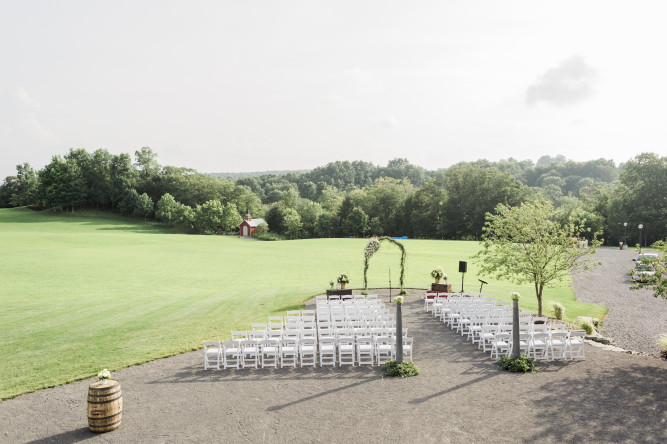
[0,207,608,400]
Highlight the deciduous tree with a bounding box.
[474,199,600,316]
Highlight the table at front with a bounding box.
[325,289,353,300]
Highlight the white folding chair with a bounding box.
[261,339,279,368]
[491,332,511,359]
[337,336,355,366]
[356,337,374,366]
[401,337,413,361]
[375,336,394,364]
[240,339,259,369]
[567,331,586,360]
[222,340,240,369]
[319,338,336,367]
[280,338,298,368]
[231,331,247,345]
[203,341,222,370]
[299,338,317,367]
[529,332,549,360]
[549,332,568,360]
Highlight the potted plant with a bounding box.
[337,273,350,289]
[431,266,446,284]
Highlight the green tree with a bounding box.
[617,153,667,245]
[194,200,226,234]
[39,155,87,211]
[133,192,154,221]
[265,205,286,234]
[474,199,600,316]
[283,208,302,239]
[155,193,180,224]
[9,163,39,207]
[315,212,338,238]
[344,207,369,237]
[440,165,529,239]
[297,200,323,238]
[220,202,243,231]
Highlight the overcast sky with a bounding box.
[1,1,666,179]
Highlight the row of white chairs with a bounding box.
[203,335,414,369]
[204,296,416,369]
[427,293,585,361]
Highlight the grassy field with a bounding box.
[0,207,608,400]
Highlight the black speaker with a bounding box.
[459,261,467,273]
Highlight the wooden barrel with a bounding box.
[87,379,122,433]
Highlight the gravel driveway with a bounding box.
[1,289,665,444]
[572,247,666,354]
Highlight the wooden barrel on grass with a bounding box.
[87,379,122,433]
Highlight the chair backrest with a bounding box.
[240,339,256,349]
[250,330,266,340]
[222,340,238,351]
[231,331,247,341]
[203,340,220,350]
[284,329,300,339]
[569,330,586,340]
[268,330,283,340]
[300,337,316,349]
[282,338,298,349]
[252,323,267,331]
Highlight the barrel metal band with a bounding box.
[89,418,122,429]
[87,394,122,404]
[88,410,122,421]
[88,389,121,398]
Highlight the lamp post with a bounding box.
[623,222,627,249]
[638,224,643,251]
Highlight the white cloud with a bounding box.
[526,54,599,107]
[11,87,41,108]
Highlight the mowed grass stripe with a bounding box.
[0,208,607,400]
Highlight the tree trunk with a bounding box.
[396,303,403,364]
[512,299,520,359]
[537,284,544,317]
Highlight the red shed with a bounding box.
[239,210,266,237]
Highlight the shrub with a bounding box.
[252,232,285,241]
[579,320,595,335]
[254,222,269,234]
[383,360,420,378]
[658,334,667,359]
[497,355,537,373]
[552,302,565,320]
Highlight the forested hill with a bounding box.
[1,149,665,247]
[209,170,310,179]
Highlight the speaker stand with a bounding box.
[460,272,465,293]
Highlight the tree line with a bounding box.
[1,148,665,245]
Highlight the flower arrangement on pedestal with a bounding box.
[431,266,446,284]
[337,273,350,289]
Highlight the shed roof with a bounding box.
[244,218,266,228]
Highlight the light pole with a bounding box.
[623,222,627,249]
[638,224,643,251]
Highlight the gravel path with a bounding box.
[572,248,666,355]
[1,289,665,444]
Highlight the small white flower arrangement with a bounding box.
[329,280,335,289]
[431,266,445,280]
[97,369,111,381]
[394,296,404,304]
[337,273,350,285]
[510,292,521,300]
